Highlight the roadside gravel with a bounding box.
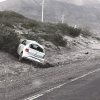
[0,41,100,100]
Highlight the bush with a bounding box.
[0,11,27,23]
[21,23,29,29]
[0,19,14,28]
[69,27,81,37]
[0,11,26,19]
[94,37,100,41]
[0,11,82,51]
[22,19,81,38]
[23,33,67,47]
[44,23,57,34]
[22,33,38,41]
[0,24,20,57]
[56,23,69,35]
[21,20,42,30]
[81,27,92,38]
[52,33,67,47]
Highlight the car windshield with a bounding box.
[30,44,44,53]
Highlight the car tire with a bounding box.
[19,52,23,62]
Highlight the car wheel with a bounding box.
[19,52,23,62]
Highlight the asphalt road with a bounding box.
[2,52,100,100]
[25,69,100,100]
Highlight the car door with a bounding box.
[29,44,44,59]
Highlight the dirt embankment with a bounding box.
[0,35,100,99]
[0,35,100,83]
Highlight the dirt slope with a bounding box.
[0,35,100,99]
[0,35,100,83]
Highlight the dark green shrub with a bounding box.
[0,11,25,19]
[0,19,14,28]
[69,27,81,37]
[52,33,67,47]
[56,23,81,37]
[0,11,27,23]
[28,20,40,28]
[56,23,69,35]
[44,23,57,34]
[81,27,91,38]
[22,34,38,41]
[40,33,67,46]
[95,37,100,41]
[21,23,29,29]
[0,25,20,57]
[21,20,42,29]
[23,33,67,47]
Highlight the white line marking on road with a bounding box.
[24,68,100,100]
[70,68,100,82]
[24,94,44,100]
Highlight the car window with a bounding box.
[30,44,44,53]
[22,40,28,45]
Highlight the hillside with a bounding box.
[0,10,100,100]
[0,10,99,53]
[0,11,100,70]
[0,0,100,34]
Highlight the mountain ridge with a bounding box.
[0,0,100,34]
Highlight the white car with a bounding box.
[17,39,45,64]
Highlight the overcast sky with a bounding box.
[0,0,100,5]
[0,0,6,2]
[57,0,100,5]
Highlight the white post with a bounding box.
[74,25,77,28]
[61,15,64,23]
[42,0,44,22]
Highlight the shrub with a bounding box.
[0,11,27,23]
[22,19,81,38]
[94,37,100,41]
[0,24,20,57]
[21,20,42,30]
[40,33,67,46]
[23,33,67,47]
[22,33,38,41]
[21,23,29,29]
[56,23,69,35]
[52,33,67,47]
[0,11,26,19]
[0,19,14,28]
[69,27,81,37]
[81,27,92,38]
[44,23,57,34]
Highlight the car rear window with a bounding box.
[30,44,44,53]
[22,40,28,45]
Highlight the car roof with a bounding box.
[27,40,44,49]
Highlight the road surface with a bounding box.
[30,68,100,100]
[22,56,100,100]
[1,50,100,100]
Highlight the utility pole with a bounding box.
[61,15,65,23]
[42,0,44,22]
[74,25,77,28]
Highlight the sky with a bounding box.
[57,0,100,5]
[0,0,6,2]
[0,0,100,5]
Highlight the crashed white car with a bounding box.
[17,39,45,64]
